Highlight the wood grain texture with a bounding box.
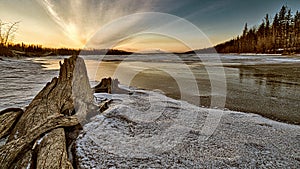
[0,55,95,169]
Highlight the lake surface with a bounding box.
[1,54,299,124]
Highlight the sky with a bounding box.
[0,0,299,52]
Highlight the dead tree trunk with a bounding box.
[0,108,23,139]
[0,55,96,169]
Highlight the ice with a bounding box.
[268,58,300,63]
[0,57,58,110]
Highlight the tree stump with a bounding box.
[94,77,128,94]
[0,55,96,169]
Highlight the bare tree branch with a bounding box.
[3,21,19,45]
[0,20,19,46]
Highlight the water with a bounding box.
[0,58,58,109]
[0,54,299,124]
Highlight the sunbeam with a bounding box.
[36,0,161,47]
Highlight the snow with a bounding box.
[76,89,300,168]
[14,130,19,139]
[220,54,300,65]
[26,162,31,169]
[0,137,7,147]
[267,58,300,63]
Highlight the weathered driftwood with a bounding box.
[1,55,95,169]
[0,115,79,169]
[0,108,23,139]
[94,77,128,94]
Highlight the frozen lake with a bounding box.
[0,54,300,124]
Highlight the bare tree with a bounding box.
[0,20,19,46]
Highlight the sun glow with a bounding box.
[0,0,223,50]
[36,0,159,49]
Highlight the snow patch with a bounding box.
[76,89,300,168]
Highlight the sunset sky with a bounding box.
[1,0,299,52]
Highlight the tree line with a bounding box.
[215,5,300,54]
[1,42,132,57]
[0,20,131,57]
[0,19,80,57]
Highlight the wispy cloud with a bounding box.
[35,0,216,50]
[36,0,160,46]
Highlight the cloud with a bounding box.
[35,0,215,50]
[36,0,160,46]
[85,12,213,51]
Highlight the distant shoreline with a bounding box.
[1,52,300,58]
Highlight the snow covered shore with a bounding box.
[76,90,300,168]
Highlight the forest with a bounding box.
[0,21,79,57]
[0,43,132,57]
[215,5,300,54]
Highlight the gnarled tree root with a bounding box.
[0,55,96,169]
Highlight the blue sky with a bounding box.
[0,0,299,51]
[165,0,300,45]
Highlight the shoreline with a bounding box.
[1,51,300,58]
